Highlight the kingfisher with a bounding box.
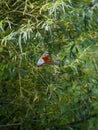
[36,51,60,67]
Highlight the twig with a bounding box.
[0,123,21,128]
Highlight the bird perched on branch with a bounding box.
[36,51,60,67]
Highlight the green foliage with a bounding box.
[0,0,98,130]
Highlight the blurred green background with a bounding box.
[0,0,98,129]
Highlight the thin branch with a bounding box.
[0,123,21,128]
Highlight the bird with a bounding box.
[36,51,60,67]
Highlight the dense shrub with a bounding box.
[0,0,98,129]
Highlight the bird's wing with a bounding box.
[36,57,45,66]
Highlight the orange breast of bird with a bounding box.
[42,55,53,63]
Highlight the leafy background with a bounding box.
[0,0,98,130]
